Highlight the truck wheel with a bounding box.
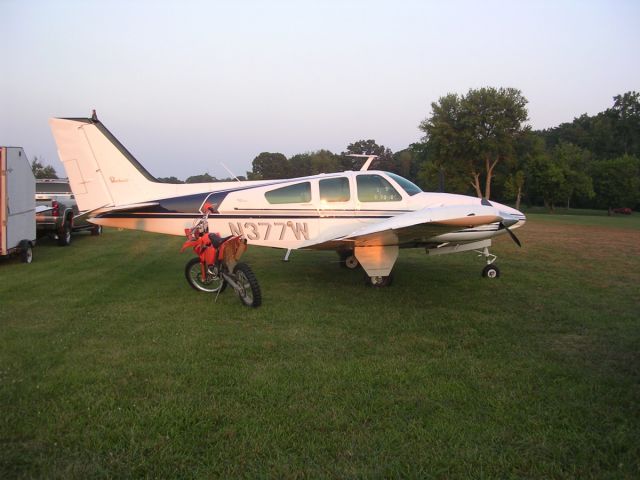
[58,222,72,246]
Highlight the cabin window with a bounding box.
[320,177,350,202]
[265,182,311,204]
[356,174,402,202]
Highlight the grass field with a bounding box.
[1,214,639,478]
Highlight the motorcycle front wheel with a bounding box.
[233,262,262,307]
[185,257,227,293]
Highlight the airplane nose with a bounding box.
[483,199,526,228]
[492,202,526,227]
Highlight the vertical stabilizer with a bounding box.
[49,117,160,211]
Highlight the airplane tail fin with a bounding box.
[49,116,161,212]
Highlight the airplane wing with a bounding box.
[301,205,503,249]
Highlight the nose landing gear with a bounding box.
[476,246,500,279]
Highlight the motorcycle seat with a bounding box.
[208,233,232,248]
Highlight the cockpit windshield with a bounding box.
[385,172,422,196]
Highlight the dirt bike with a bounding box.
[181,203,261,307]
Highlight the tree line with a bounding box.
[244,89,640,213]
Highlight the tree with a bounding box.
[249,152,290,180]
[392,148,417,179]
[503,132,545,210]
[504,170,525,211]
[550,141,594,209]
[309,150,341,175]
[538,91,640,160]
[185,173,217,183]
[591,154,640,214]
[414,140,470,193]
[611,91,640,156]
[31,157,58,179]
[526,152,567,212]
[289,153,312,178]
[157,176,184,183]
[419,87,529,199]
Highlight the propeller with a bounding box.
[498,219,522,247]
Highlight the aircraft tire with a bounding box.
[366,274,393,287]
[338,251,359,269]
[233,262,262,307]
[344,255,359,269]
[481,264,500,278]
[185,257,227,293]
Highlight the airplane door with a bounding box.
[354,173,406,224]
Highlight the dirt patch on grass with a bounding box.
[510,219,640,292]
[521,221,640,259]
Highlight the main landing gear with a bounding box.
[476,246,500,279]
[340,246,398,287]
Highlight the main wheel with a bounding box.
[233,262,262,307]
[57,221,72,246]
[91,225,103,236]
[184,257,227,293]
[366,274,393,287]
[481,264,500,278]
[338,250,360,269]
[345,255,359,269]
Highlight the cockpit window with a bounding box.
[385,172,422,196]
[356,174,402,202]
[265,182,311,204]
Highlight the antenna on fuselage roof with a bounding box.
[220,162,240,181]
[347,154,379,171]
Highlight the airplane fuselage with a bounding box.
[91,170,525,250]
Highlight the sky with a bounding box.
[1,0,639,180]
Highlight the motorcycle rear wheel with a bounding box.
[185,257,227,293]
[233,262,262,307]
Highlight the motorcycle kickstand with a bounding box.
[213,262,223,303]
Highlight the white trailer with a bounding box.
[1,147,36,263]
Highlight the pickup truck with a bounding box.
[35,179,101,246]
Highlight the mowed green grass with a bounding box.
[1,214,639,478]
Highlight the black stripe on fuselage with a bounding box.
[96,212,395,220]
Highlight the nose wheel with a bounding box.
[481,264,500,278]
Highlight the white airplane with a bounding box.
[49,114,526,286]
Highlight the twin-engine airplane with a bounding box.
[49,114,525,286]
